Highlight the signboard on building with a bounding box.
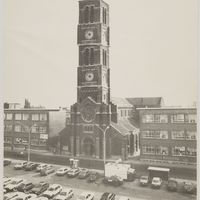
[40,134,48,140]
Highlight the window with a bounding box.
[142,130,168,139]
[15,114,22,120]
[6,113,13,120]
[103,7,107,24]
[40,114,47,121]
[39,139,47,146]
[154,115,168,123]
[185,131,196,140]
[155,146,169,155]
[84,6,89,23]
[31,139,39,145]
[103,49,107,66]
[142,146,155,155]
[171,131,185,140]
[142,115,154,123]
[84,48,90,65]
[32,114,39,121]
[90,48,95,65]
[22,114,29,121]
[186,148,196,157]
[39,127,47,134]
[31,126,39,133]
[4,137,12,144]
[185,114,196,123]
[172,146,185,156]
[14,125,21,132]
[171,114,184,123]
[4,125,12,132]
[90,6,94,23]
[84,125,94,132]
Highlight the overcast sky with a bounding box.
[4,0,198,108]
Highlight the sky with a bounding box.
[4,0,198,108]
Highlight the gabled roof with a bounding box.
[126,97,163,108]
[111,97,133,108]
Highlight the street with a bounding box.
[4,159,196,200]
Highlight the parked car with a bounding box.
[87,172,99,183]
[151,177,162,189]
[118,196,130,200]
[103,176,123,186]
[3,177,14,187]
[36,164,49,172]
[4,178,25,192]
[13,193,37,200]
[14,162,28,170]
[56,167,70,176]
[53,188,74,200]
[42,184,62,199]
[67,168,80,178]
[100,193,116,200]
[139,176,149,186]
[15,150,26,158]
[78,169,90,179]
[40,166,55,176]
[182,181,197,194]
[30,181,49,195]
[77,192,94,200]
[167,178,178,192]
[16,181,35,193]
[3,192,19,200]
[4,159,12,166]
[35,197,49,200]
[24,162,38,171]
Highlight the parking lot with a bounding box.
[4,159,197,200]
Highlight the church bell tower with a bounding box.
[70,0,112,159]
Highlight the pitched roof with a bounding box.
[126,97,163,108]
[110,119,139,137]
[111,97,133,108]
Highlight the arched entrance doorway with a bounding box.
[83,137,95,156]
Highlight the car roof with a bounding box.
[152,177,161,180]
[50,184,61,188]
[119,196,129,200]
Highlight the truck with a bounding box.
[104,162,136,182]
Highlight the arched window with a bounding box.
[84,6,89,23]
[90,6,95,23]
[90,48,95,65]
[84,48,90,65]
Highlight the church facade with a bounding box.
[62,0,140,160]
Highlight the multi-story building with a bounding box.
[137,107,197,164]
[4,104,66,151]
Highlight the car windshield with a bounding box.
[34,184,41,188]
[60,192,67,196]
[11,181,18,184]
[153,179,159,183]
[48,187,55,191]
[141,176,148,180]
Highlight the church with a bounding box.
[59,0,162,160]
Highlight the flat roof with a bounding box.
[137,107,196,111]
[4,108,60,112]
[148,167,170,172]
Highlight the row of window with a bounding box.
[120,109,132,117]
[142,114,196,124]
[142,146,196,157]
[81,6,108,25]
[4,137,47,146]
[82,48,108,66]
[4,113,48,121]
[4,125,47,134]
[142,130,196,140]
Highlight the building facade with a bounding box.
[137,107,197,164]
[4,106,66,151]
